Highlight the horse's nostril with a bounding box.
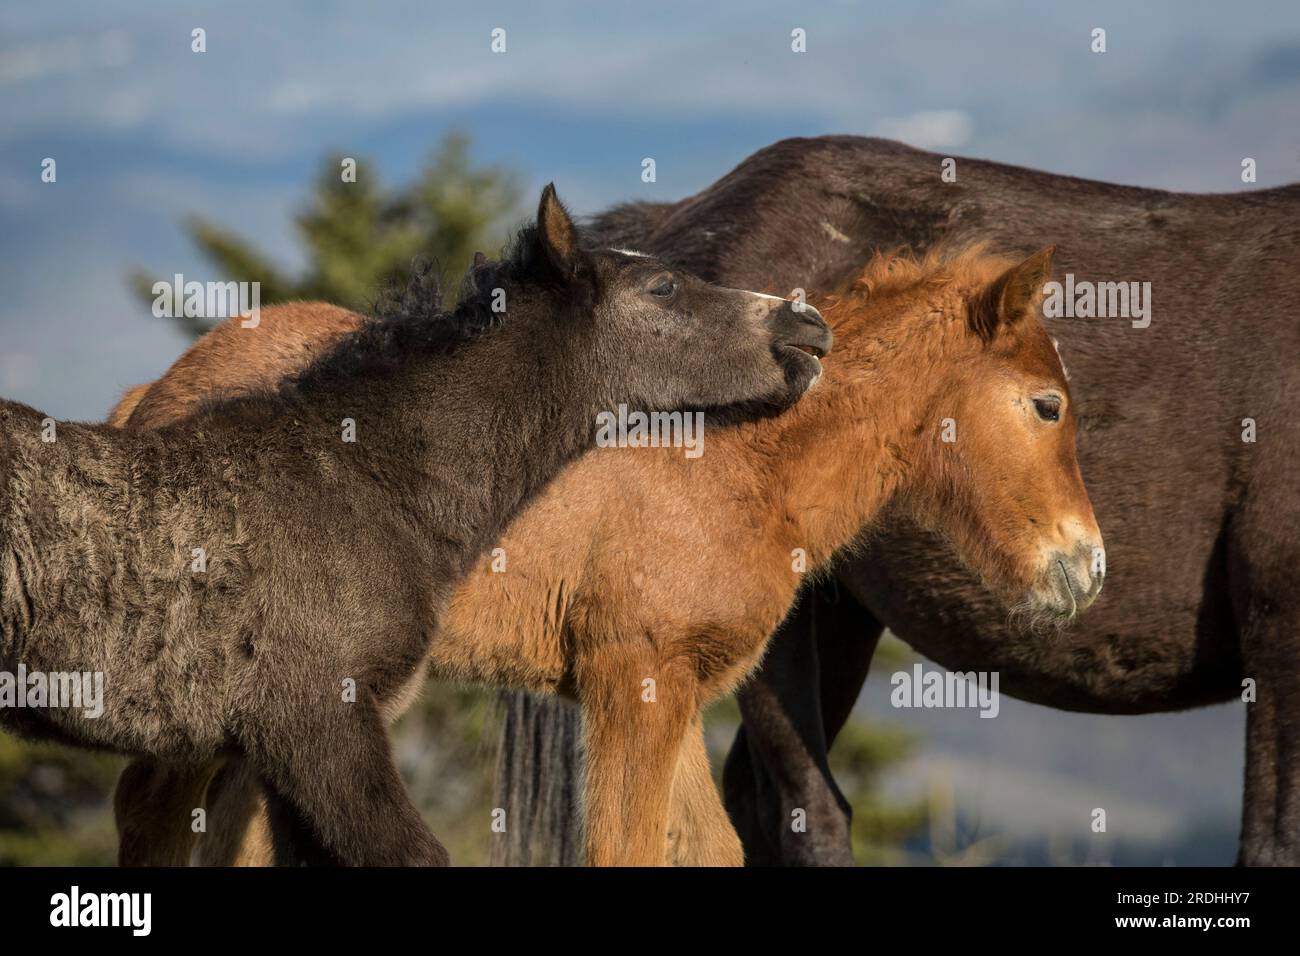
[1083,544,1106,589]
[798,303,825,324]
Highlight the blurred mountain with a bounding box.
[857,636,1244,866]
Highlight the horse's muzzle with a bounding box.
[770,300,833,357]
[769,301,833,394]
[1046,542,1105,617]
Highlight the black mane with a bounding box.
[288,222,559,397]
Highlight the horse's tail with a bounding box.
[490,691,585,866]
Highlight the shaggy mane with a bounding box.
[822,243,1018,315]
[286,222,558,398]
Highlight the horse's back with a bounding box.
[123,301,365,430]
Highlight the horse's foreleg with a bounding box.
[195,757,276,866]
[1236,589,1300,865]
[234,687,447,867]
[208,662,427,866]
[665,715,743,866]
[722,581,880,865]
[114,757,222,866]
[580,645,696,866]
[1231,445,1300,866]
[1237,601,1300,865]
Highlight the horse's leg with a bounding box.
[722,581,881,865]
[233,686,447,867]
[1231,459,1300,865]
[664,715,744,866]
[814,585,885,744]
[114,758,222,866]
[263,789,344,866]
[207,663,429,867]
[1237,629,1300,866]
[580,645,696,866]
[196,758,276,866]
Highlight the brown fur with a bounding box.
[106,384,150,428]
[123,303,366,431]
[115,243,1100,866]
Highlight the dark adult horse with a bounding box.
[499,135,1300,866]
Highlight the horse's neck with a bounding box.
[321,327,595,569]
[756,317,933,568]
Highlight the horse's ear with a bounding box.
[536,183,579,277]
[970,245,1056,341]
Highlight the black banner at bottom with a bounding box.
[0,865,1281,941]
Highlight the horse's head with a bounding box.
[880,247,1104,626]
[487,185,832,416]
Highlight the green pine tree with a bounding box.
[128,130,522,334]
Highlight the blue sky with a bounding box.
[1,0,1292,861]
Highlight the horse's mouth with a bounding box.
[1055,559,1079,619]
[778,345,823,391]
[785,342,828,359]
[1008,566,1080,634]
[772,321,831,399]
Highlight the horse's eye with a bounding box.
[1033,396,1062,422]
[647,274,677,298]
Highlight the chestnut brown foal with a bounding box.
[115,244,1103,866]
